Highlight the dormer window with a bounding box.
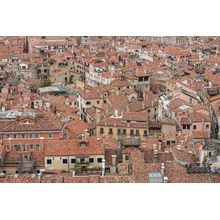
[80,140,87,147]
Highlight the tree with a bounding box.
[118,55,123,63]
[68,75,74,84]
[41,79,52,87]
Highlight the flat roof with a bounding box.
[0,111,36,119]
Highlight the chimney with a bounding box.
[112,155,117,166]
[96,113,100,124]
[102,159,105,176]
[161,163,165,175]
[164,176,169,183]
[72,170,75,177]
[114,109,118,117]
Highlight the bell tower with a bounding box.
[23,36,29,53]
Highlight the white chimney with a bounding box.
[200,149,205,167]
[164,176,169,183]
[161,163,165,175]
[84,129,88,140]
[72,170,75,177]
[102,159,105,176]
[115,109,118,117]
[96,113,100,123]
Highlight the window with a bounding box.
[48,133,53,138]
[80,158,85,163]
[35,133,40,138]
[6,134,10,139]
[97,101,100,104]
[29,133,33,139]
[136,130,140,136]
[36,144,40,152]
[125,155,130,161]
[62,159,68,164]
[22,145,26,151]
[99,128,104,134]
[29,144,34,150]
[89,158,94,163]
[14,145,19,151]
[148,109,151,113]
[47,159,52,164]
[130,130,134,135]
[6,145,10,151]
[21,133,26,139]
[206,124,210,129]
[13,134,18,139]
[97,158,102,163]
[144,76,148,81]
[71,158,76,164]
[183,125,190,130]
[109,128,113,134]
[143,130,148,136]
[122,129,126,135]
[193,125,197,130]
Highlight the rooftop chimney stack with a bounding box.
[102,159,105,176]
[84,129,88,140]
[96,113,100,124]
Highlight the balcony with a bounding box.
[120,137,141,147]
[74,163,102,175]
[149,121,161,128]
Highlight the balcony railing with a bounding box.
[149,121,161,128]
[120,137,141,147]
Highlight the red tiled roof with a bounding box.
[45,137,104,156]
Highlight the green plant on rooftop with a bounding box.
[41,79,52,87]
[68,75,74,84]
[118,55,123,63]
